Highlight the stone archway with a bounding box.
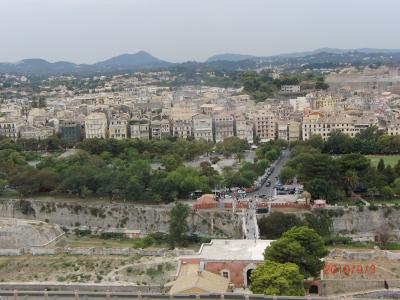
[243,263,257,288]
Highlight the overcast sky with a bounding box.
[1,0,400,63]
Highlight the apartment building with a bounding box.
[19,125,54,140]
[289,97,310,112]
[214,113,234,143]
[0,117,23,140]
[280,85,300,93]
[150,120,162,140]
[160,119,171,138]
[387,122,400,136]
[109,114,129,139]
[84,112,108,139]
[59,119,82,143]
[172,118,192,139]
[192,114,213,141]
[302,114,378,141]
[130,118,150,140]
[235,116,254,144]
[253,110,276,142]
[277,121,289,141]
[310,94,342,111]
[288,121,301,142]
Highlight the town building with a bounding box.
[129,118,150,140]
[172,118,192,139]
[214,113,234,143]
[19,124,54,140]
[253,110,276,142]
[160,118,171,138]
[280,85,300,93]
[109,114,129,139]
[178,239,273,288]
[288,121,301,142]
[165,264,230,295]
[0,117,23,140]
[302,114,378,141]
[277,121,289,141]
[84,112,108,139]
[387,122,400,136]
[59,119,82,143]
[192,114,213,141]
[235,116,254,144]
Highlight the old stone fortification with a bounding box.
[0,199,242,238]
[0,217,64,249]
[330,206,400,235]
[1,199,396,241]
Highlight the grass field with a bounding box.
[367,155,400,167]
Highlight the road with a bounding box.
[254,149,291,198]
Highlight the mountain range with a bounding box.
[206,48,400,62]
[0,51,172,76]
[1,48,400,76]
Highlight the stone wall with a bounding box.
[330,206,400,236]
[0,283,161,293]
[0,199,241,238]
[319,279,385,296]
[2,199,397,240]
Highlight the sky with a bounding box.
[1,0,400,64]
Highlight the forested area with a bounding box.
[0,136,283,202]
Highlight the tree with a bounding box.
[381,185,394,200]
[264,226,328,278]
[0,178,7,194]
[393,178,400,196]
[323,131,353,154]
[259,212,304,239]
[279,167,295,184]
[250,260,305,296]
[377,159,385,173]
[169,202,190,248]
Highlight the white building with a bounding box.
[192,114,213,141]
[84,112,108,139]
[0,118,23,140]
[289,97,310,112]
[302,114,378,141]
[280,85,300,93]
[253,110,276,142]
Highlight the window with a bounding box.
[221,270,230,279]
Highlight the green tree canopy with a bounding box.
[259,212,304,239]
[250,260,305,296]
[264,226,329,278]
[169,202,190,248]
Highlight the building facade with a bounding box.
[84,112,108,139]
[253,110,276,142]
[59,119,82,143]
[192,114,213,141]
[109,115,129,139]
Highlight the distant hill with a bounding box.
[0,51,173,75]
[206,48,400,62]
[94,51,172,71]
[2,48,400,76]
[206,53,261,62]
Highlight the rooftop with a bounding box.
[182,239,273,262]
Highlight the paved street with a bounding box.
[253,149,291,198]
[242,198,259,240]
